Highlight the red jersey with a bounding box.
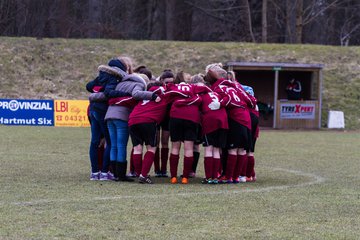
[128,86,190,126]
[212,79,251,130]
[234,81,257,112]
[249,96,259,117]
[167,83,203,124]
[221,80,256,110]
[108,96,138,109]
[200,90,229,134]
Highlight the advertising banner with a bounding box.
[54,100,90,127]
[280,103,316,119]
[0,99,54,126]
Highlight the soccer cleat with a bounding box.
[139,175,153,184]
[170,177,178,184]
[201,178,210,184]
[212,179,219,184]
[189,172,196,178]
[226,178,233,184]
[181,177,189,184]
[218,176,230,184]
[239,176,247,183]
[90,172,100,181]
[161,171,169,178]
[232,177,240,184]
[155,171,162,178]
[246,177,254,182]
[126,171,138,178]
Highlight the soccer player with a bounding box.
[205,66,252,184]
[128,82,190,183]
[226,72,257,182]
[155,70,176,177]
[242,85,259,182]
[105,72,160,182]
[167,82,208,184]
[191,74,229,184]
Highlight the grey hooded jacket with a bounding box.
[104,73,154,122]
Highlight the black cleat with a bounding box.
[139,175,153,184]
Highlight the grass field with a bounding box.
[1,126,359,239]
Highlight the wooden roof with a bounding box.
[225,62,324,71]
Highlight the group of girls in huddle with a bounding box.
[86,56,259,184]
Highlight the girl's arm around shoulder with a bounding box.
[132,84,158,101]
[104,77,131,98]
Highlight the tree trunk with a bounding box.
[244,0,256,42]
[295,0,303,43]
[285,0,296,43]
[261,0,267,43]
[148,0,167,40]
[16,0,29,36]
[88,0,101,38]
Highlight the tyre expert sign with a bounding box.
[0,99,54,126]
[280,103,315,119]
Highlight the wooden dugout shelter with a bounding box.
[224,62,324,129]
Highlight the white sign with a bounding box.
[327,110,345,128]
[280,103,315,119]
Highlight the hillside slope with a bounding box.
[0,37,359,129]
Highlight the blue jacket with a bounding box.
[86,65,129,114]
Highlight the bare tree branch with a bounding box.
[303,0,342,25]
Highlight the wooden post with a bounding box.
[318,69,323,128]
[273,70,279,128]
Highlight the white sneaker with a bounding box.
[126,171,138,178]
[239,176,247,183]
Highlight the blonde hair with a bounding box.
[209,65,227,79]
[205,62,223,74]
[118,56,134,74]
[136,73,150,84]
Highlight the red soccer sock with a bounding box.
[169,154,179,178]
[238,154,248,177]
[183,156,194,178]
[160,148,169,172]
[141,151,155,177]
[204,157,213,179]
[213,157,221,179]
[225,154,237,180]
[232,155,241,180]
[246,155,255,178]
[130,148,135,173]
[153,147,160,173]
[132,153,142,176]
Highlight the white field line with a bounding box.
[4,167,326,207]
